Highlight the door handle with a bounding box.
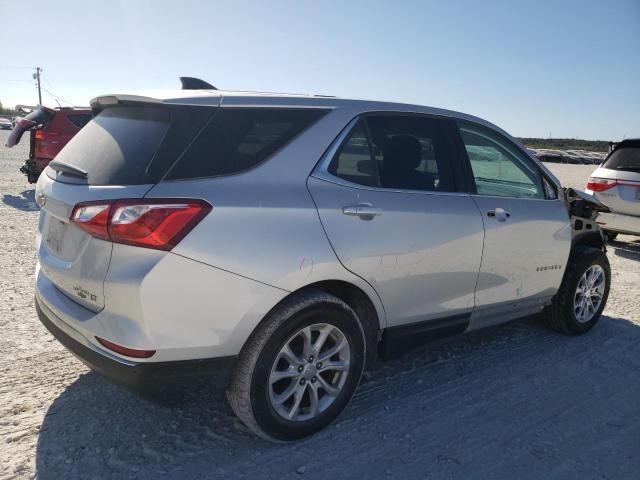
[343,203,382,219]
[487,208,511,222]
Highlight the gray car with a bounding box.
[0,117,13,130]
[34,78,611,441]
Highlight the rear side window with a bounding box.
[328,121,378,186]
[328,115,456,192]
[603,146,640,172]
[51,106,170,185]
[166,108,327,180]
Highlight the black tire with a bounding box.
[603,230,618,242]
[226,290,366,441]
[543,246,610,335]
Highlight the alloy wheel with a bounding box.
[574,265,606,323]
[268,323,351,422]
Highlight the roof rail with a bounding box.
[179,77,217,90]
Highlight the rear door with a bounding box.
[455,121,571,320]
[35,103,210,312]
[308,114,484,327]
[4,106,54,148]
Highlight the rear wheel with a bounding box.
[226,290,366,441]
[544,246,610,335]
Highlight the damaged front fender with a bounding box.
[564,188,610,250]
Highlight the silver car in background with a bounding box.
[0,117,13,130]
[586,139,640,239]
[34,79,611,441]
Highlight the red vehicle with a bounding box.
[5,106,91,183]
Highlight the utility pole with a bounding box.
[33,67,42,105]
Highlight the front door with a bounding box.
[455,121,571,319]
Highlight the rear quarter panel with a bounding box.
[145,107,387,328]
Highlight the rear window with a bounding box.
[51,106,171,185]
[603,146,640,172]
[67,113,92,129]
[165,108,327,180]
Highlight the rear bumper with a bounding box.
[597,211,640,236]
[35,293,237,390]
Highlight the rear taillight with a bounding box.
[70,199,211,250]
[96,337,156,358]
[34,129,58,140]
[587,177,617,192]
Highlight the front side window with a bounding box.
[459,123,545,199]
[328,115,456,192]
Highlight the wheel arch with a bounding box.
[572,230,606,252]
[247,279,384,369]
[299,280,382,367]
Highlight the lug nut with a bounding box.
[311,376,317,383]
[299,378,306,385]
[316,362,322,369]
[298,366,304,373]
[308,355,314,363]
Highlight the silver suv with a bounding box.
[34,79,611,441]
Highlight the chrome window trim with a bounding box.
[312,115,470,198]
[469,193,566,203]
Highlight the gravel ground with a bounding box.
[1,131,639,480]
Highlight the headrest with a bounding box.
[383,135,422,170]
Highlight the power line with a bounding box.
[42,77,75,106]
[41,86,74,106]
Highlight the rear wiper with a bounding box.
[48,161,88,179]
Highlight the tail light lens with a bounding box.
[96,337,156,358]
[70,203,111,240]
[587,177,617,192]
[70,199,211,250]
[34,129,58,140]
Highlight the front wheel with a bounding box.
[544,246,611,335]
[226,290,366,441]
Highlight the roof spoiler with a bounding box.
[90,94,163,110]
[179,77,217,90]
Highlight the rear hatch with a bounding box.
[591,142,640,217]
[35,100,215,311]
[5,106,55,148]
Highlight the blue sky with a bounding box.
[0,0,638,140]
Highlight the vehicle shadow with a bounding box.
[2,189,38,211]
[609,237,640,262]
[36,315,640,480]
